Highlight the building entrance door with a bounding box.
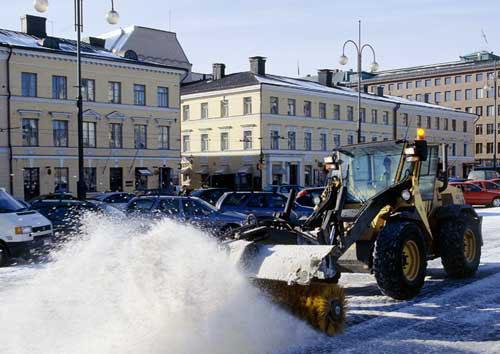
[23,167,40,201]
[289,164,298,185]
[159,167,172,191]
[110,167,123,192]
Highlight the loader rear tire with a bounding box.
[438,214,481,278]
[373,222,427,300]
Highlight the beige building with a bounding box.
[0,15,187,200]
[180,57,476,190]
[353,51,500,170]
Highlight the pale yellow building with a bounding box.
[181,57,476,190]
[0,15,187,200]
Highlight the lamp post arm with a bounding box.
[361,43,377,62]
[342,40,360,55]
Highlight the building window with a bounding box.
[182,105,190,121]
[320,133,327,151]
[486,87,495,98]
[435,117,440,130]
[465,74,472,83]
[158,126,170,149]
[288,99,296,116]
[157,87,169,107]
[243,130,252,150]
[455,90,462,101]
[444,91,451,101]
[220,99,229,117]
[52,120,68,147]
[427,116,432,128]
[463,121,468,132]
[451,143,457,156]
[383,111,390,125]
[435,78,441,86]
[424,79,432,87]
[359,136,366,143]
[464,143,468,156]
[287,131,296,150]
[182,135,190,152]
[347,135,354,145]
[487,142,494,154]
[271,130,280,150]
[417,115,422,127]
[476,88,484,99]
[304,132,312,151]
[388,84,394,92]
[371,109,378,124]
[133,84,146,105]
[401,113,409,126]
[444,77,451,85]
[360,108,366,122]
[487,123,494,134]
[84,167,97,192]
[135,168,148,191]
[476,73,483,81]
[333,104,340,120]
[406,81,413,89]
[415,80,422,88]
[108,81,121,103]
[52,75,67,99]
[476,143,483,154]
[83,122,96,148]
[372,136,378,142]
[434,92,441,103]
[487,105,495,116]
[319,102,326,119]
[416,94,423,102]
[220,132,229,151]
[476,106,483,116]
[21,72,37,97]
[455,75,462,84]
[303,100,312,117]
[109,123,123,148]
[54,167,69,193]
[82,79,95,102]
[451,119,456,131]
[444,118,449,130]
[397,82,403,90]
[333,134,341,147]
[465,107,473,113]
[201,134,209,152]
[22,118,38,146]
[134,124,147,149]
[465,89,472,100]
[476,124,483,135]
[270,96,279,114]
[201,102,208,119]
[243,97,252,115]
[347,106,354,121]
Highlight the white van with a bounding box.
[0,188,53,266]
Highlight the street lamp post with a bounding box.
[339,20,379,144]
[34,0,119,200]
[484,60,498,171]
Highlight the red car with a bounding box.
[450,181,500,207]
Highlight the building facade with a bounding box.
[180,57,476,190]
[0,16,187,200]
[354,51,500,169]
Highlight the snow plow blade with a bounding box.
[224,240,346,335]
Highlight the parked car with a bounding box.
[467,170,500,180]
[296,187,325,207]
[125,195,248,236]
[264,185,304,196]
[135,188,176,197]
[88,192,135,210]
[29,193,77,204]
[31,199,124,235]
[191,188,231,206]
[450,181,500,207]
[216,191,313,221]
[471,180,500,193]
[0,188,53,266]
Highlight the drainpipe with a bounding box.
[6,45,13,194]
[392,103,401,140]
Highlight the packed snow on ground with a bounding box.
[0,209,499,354]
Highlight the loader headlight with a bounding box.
[401,190,411,201]
[15,226,32,235]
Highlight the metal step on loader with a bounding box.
[222,129,483,335]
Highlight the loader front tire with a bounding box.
[438,214,481,278]
[373,222,427,300]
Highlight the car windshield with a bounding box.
[0,190,25,213]
[339,143,405,203]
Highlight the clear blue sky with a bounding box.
[1,0,499,76]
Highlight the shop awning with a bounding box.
[180,166,192,174]
[272,165,286,175]
[214,165,230,175]
[195,166,209,174]
[136,168,153,176]
[238,165,254,174]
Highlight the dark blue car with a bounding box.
[125,195,248,236]
[215,192,313,220]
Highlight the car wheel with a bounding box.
[492,197,500,208]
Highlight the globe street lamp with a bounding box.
[339,20,378,144]
[34,0,119,200]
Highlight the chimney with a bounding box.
[88,37,106,49]
[212,63,226,80]
[318,69,333,87]
[249,56,266,76]
[21,14,47,38]
[376,86,384,97]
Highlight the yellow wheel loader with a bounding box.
[224,129,482,336]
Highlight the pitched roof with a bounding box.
[181,71,259,95]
